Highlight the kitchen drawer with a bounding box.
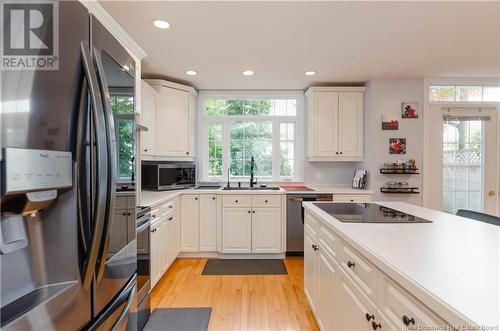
[318,225,339,261]
[340,243,378,302]
[159,199,176,217]
[252,195,281,207]
[115,197,127,210]
[332,195,371,203]
[379,276,447,330]
[222,195,251,207]
[150,207,161,223]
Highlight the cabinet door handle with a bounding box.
[252,210,255,214]
[336,152,339,155]
[144,149,148,152]
[122,212,126,216]
[265,200,268,203]
[347,261,356,268]
[248,210,251,214]
[195,197,198,200]
[169,205,173,208]
[372,322,382,330]
[365,313,375,321]
[402,315,415,326]
[212,197,216,200]
[168,217,173,221]
[312,244,319,251]
[235,200,239,203]
[350,199,354,202]
[340,152,343,155]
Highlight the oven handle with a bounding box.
[137,219,151,233]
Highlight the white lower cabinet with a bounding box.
[180,195,200,252]
[150,198,180,288]
[222,194,283,254]
[199,195,217,251]
[222,208,252,253]
[251,208,281,253]
[304,211,449,331]
[180,194,217,252]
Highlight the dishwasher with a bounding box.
[286,194,333,256]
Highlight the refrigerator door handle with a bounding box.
[92,47,118,282]
[80,41,109,290]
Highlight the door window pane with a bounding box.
[230,121,272,177]
[442,120,483,214]
[483,86,500,102]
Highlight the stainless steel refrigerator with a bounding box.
[1,1,138,329]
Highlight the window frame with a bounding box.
[198,90,304,182]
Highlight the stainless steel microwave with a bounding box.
[141,162,196,191]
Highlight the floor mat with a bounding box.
[143,307,212,331]
[201,259,287,275]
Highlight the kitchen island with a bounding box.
[302,201,499,330]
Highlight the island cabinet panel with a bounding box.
[251,208,281,253]
[304,210,450,331]
[222,208,252,253]
[304,228,318,312]
[317,245,340,331]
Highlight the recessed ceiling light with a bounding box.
[305,70,317,76]
[152,19,170,29]
[185,70,197,76]
[242,70,254,76]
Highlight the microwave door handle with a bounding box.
[79,41,109,290]
[92,46,118,282]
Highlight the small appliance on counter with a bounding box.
[352,169,367,189]
[141,161,196,191]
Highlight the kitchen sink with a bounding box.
[222,187,281,191]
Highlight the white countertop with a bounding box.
[140,185,372,207]
[303,201,500,328]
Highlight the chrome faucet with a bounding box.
[250,156,257,188]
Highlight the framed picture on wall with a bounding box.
[402,102,418,118]
[389,138,406,154]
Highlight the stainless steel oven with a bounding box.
[141,162,196,191]
[136,206,151,330]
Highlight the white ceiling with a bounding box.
[101,1,500,90]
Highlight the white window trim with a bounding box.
[197,90,305,182]
[422,77,500,208]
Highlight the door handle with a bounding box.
[79,42,109,290]
[488,191,496,197]
[93,46,118,283]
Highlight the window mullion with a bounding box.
[222,118,230,181]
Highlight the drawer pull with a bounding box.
[195,197,198,200]
[248,210,251,214]
[235,200,239,203]
[371,321,381,330]
[347,261,356,268]
[212,197,216,200]
[350,199,354,202]
[168,217,173,221]
[312,244,319,251]
[265,200,268,203]
[402,315,415,326]
[169,205,173,208]
[365,313,375,321]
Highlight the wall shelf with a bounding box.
[380,187,420,194]
[380,169,419,175]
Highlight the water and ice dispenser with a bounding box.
[0,148,73,254]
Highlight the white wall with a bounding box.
[303,161,361,186]
[362,78,424,205]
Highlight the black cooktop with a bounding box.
[313,203,432,224]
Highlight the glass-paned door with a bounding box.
[429,105,498,216]
[442,120,483,214]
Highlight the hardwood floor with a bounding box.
[151,258,320,331]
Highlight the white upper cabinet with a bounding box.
[142,79,197,160]
[306,87,365,161]
[139,80,157,156]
